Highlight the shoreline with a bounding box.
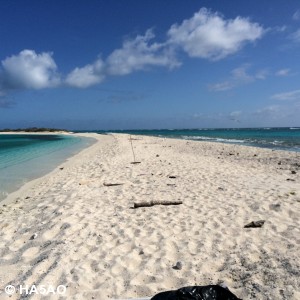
[2,132,299,206]
[0,132,99,206]
[0,133,299,299]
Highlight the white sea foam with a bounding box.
[181,135,245,143]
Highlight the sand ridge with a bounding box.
[0,133,299,299]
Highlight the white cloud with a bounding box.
[229,111,242,122]
[253,103,300,124]
[230,111,242,117]
[1,8,266,93]
[255,105,280,115]
[271,89,300,101]
[167,8,264,60]
[275,68,290,76]
[66,59,105,88]
[106,29,180,76]
[231,65,253,82]
[209,65,268,91]
[209,81,234,91]
[292,10,300,21]
[63,8,266,89]
[255,69,269,80]
[253,105,286,120]
[1,50,60,91]
[66,29,180,87]
[274,25,287,32]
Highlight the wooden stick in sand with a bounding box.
[129,134,136,162]
[133,200,183,209]
[129,135,141,164]
[103,183,124,187]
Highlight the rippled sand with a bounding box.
[0,133,299,299]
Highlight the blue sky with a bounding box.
[0,0,300,129]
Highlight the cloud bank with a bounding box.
[0,8,265,94]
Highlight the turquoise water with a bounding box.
[0,134,95,201]
[95,127,300,152]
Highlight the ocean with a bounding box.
[0,134,95,201]
[100,127,300,152]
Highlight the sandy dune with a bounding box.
[0,133,299,299]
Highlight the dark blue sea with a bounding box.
[96,127,300,152]
[0,134,94,201]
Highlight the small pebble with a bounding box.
[173,261,183,270]
[29,233,38,240]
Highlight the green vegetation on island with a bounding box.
[0,127,70,133]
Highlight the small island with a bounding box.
[0,127,71,133]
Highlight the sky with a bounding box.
[0,0,300,130]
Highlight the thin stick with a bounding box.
[103,183,124,187]
[133,200,183,209]
[129,135,136,162]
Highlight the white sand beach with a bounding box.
[0,133,299,299]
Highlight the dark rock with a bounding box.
[156,154,159,157]
[244,220,265,228]
[172,261,183,270]
[168,176,177,179]
[286,178,295,181]
[291,170,296,174]
[29,233,38,240]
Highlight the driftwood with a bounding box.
[133,200,182,209]
[103,183,124,187]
